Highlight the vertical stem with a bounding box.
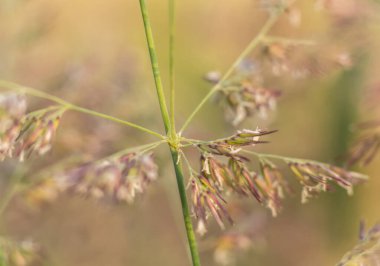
[139,1,201,265]
[169,0,176,137]
[170,149,201,266]
[139,0,171,135]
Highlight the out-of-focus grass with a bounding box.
[0,0,378,265]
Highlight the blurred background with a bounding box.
[0,0,379,265]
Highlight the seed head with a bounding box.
[27,152,159,206]
[0,93,27,160]
[287,160,366,203]
[0,92,64,161]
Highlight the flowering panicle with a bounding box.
[223,81,281,125]
[190,177,232,236]
[337,222,380,266]
[206,44,352,126]
[188,128,366,234]
[0,237,39,266]
[0,92,64,161]
[27,152,159,206]
[14,110,63,161]
[198,129,277,153]
[287,160,365,203]
[190,129,276,234]
[0,93,27,160]
[257,160,289,216]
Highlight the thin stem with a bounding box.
[169,0,176,137]
[67,105,164,139]
[179,10,285,134]
[0,80,165,139]
[139,1,201,265]
[180,150,199,177]
[170,149,201,266]
[139,0,171,135]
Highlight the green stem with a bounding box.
[139,0,171,135]
[179,11,283,134]
[67,105,164,139]
[139,1,201,265]
[169,0,176,138]
[170,149,201,266]
[0,80,165,139]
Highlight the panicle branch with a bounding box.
[26,146,161,206]
[183,128,367,235]
[0,92,65,161]
[0,81,165,139]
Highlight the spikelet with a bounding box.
[26,152,159,206]
[0,93,27,160]
[190,129,276,234]
[258,160,289,216]
[0,92,64,161]
[190,128,366,234]
[287,160,366,203]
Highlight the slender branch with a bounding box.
[179,10,286,134]
[67,105,164,139]
[180,150,199,177]
[0,80,165,139]
[169,0,176,137]
[139,0,172,135]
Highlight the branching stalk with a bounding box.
[0,80,165,139]
[179,9,286,134]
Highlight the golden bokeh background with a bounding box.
[0,0,379,265]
